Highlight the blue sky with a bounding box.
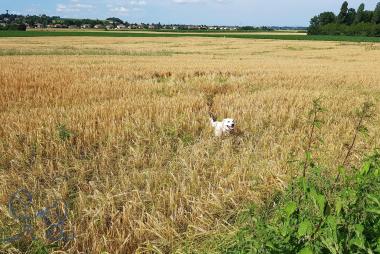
[2,0,380,26]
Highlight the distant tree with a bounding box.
[346,8,357,25]
[354,3,365,24]
[106,17,124,24]
[362,10,374,23]
[319,12,336,25]
[373,2,380,24]
[337,1,349,24]
[18,23,27,31]
[308,15,321,35]
[307,1,380,36]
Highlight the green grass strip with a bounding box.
[1,30,380,42]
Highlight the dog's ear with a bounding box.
[209,112,217,122]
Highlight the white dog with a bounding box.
[210,117,235,137]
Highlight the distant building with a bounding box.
[116,24,126,29]
[105,25,113,30]
[53,24,66,28]
[187,25,199,30]
[34,23,44,28]
[81,24,92,29]
[68,25,78,29]
[148,25,156,29]
[94,24,104,29]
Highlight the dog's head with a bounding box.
[222,118,235,132]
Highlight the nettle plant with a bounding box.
[227,100,380,254]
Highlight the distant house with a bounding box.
[53,24,67,28]
[34,23,44,28]
[68,25,78,29]
[94,24,104,29]
[116,24,126,29]
[81,24,92,29]
[105,25,113,30]
[172,26,178,30]
[148,25,156,29]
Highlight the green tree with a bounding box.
[354,3,365,23]
[319,12,336,25]
[346,8,357,25]
[337,1,349,24]
[363,10,374,22]
[307,15,321,35]
[373,2,380,24]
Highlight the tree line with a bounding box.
[0,13,127,30]
[0,12,274,31]
[308,1,380,36]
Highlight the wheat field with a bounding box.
[1,36,380,253]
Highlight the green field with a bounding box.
[1,30,380,42]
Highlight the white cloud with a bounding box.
[172,0,227,3]
[106,0,147,15]
[109,6,129,13]
[56,2,94,12]
[129,0,147,6]
[172,0,202,3]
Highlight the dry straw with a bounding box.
[0,36,380,253]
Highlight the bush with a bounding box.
[308,22,380,37]
[0,23,27,31]
[224,101,380,254]
[226,152,380,253]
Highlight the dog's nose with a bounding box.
[231,124,235,128]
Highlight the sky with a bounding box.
[2,0,380,26]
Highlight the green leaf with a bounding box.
[367,194,380,207]
[350,237,366,250]
[321,237,338,254]
[300,177,308,194]
[316,194,326,215]
[284,201,297,217]
[298,246,313,254]
[354,224,364,234]
[366,208,380,215]
[338,166,345,176]
[309,188,326,216]
[305,151,312,162]
[326,215,337,230]
[298,219,313,238]
[360,161,371,175]
[335,197,343,215]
